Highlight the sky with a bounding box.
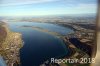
[0,0,98,16]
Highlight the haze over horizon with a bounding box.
[0,0,98,17]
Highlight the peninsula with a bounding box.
[0,22,23,66]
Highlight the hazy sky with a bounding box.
[0,0,98,16]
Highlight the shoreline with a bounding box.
[0,22,23,66]
[1,22,95,66]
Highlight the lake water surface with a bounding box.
[7,22,73,66]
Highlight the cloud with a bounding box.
[0,0,59,6]
[77,4,97,8]
[72,3,97,12]
[0,0,97,7]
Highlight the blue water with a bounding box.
[7,22,73,35]
[0,56,7,66]
[7,22,73,66]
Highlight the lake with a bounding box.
[7,22,73,66]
